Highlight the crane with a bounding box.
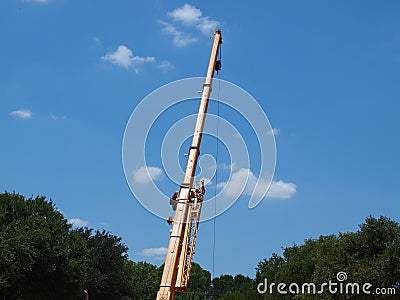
[156,29,222,300]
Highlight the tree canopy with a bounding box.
[1,192,399,299]
[256,216,400,299]
[0,192,134,299]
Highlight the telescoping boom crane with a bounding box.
[156,30,222,300]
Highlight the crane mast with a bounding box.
[156,30,222,300]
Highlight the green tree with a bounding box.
[256,216,400,299]
[0,192,136,300]
[209,273,258,300]
[175,262,211,300]
[83,229,134,300]
[127,261,161,300]
[0,192,88,299]
[341,216,400,289]
[256,253,285,283]
[209,274,234,298]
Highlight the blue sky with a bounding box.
[1,0,400,279]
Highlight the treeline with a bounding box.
[256,215,400,299]
[1,192,399,299]
[0,192,135,299]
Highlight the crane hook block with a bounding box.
[215,60,221,74]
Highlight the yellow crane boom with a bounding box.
[156,29,222,300]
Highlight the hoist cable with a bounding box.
[212,43,222,280]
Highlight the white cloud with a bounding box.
[160,4,220,47]
[139,247,168,259]
[133,166,164,184]
[48,113,66,120]
[219,162,238,171]
[157,60,175,71]
[268,128,280,136]
[93,37,102,46]
[102,45,132,68]
[197,18,220,35]
[267,180,297,199]
[102,45,155,70]
[159,20,198,47]
[217,168,256,197]
[218,168,296,200]
[216,182,225,189]
[10,109,33,119]
[68,218,88,227]
[168,4,202,25]
[168,4,219,35]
